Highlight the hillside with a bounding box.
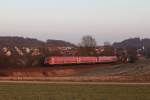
[46,39,75,47]
[0,36,75,48]
[113,37,150,49]
[113,38,142,48]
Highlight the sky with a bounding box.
[0,0,150,45]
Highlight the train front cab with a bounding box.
[44,57,52,65]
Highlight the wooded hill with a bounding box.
[0,36,75,48]
[113,38,150,49]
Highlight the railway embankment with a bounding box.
[0,59,150,82]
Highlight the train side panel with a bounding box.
[62,57,78,64]
[44,56,118,65]
[98,56,118,63]
[45,57,78,65]
[78,57,98,64]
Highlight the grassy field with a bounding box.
[0,83,150,100]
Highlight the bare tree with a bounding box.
[80,35,97,48]
[77,35,97,56]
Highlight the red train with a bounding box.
[44,56,118,65]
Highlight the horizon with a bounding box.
[0,0,150,45]
[0,35,147,46]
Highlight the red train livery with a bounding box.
[44,56,118,65]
